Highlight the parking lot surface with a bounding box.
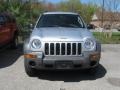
[0,44,120,90]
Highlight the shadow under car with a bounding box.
[0,44,23,68]
[35,64,107,82]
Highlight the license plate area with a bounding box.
[55,61,73,69]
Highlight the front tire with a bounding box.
[10,35,18,49]
[86,65,99,75]
[24,60,36,77]
[89,67,98,74]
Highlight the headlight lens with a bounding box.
[31,39,41,49]
[84,38,95,50]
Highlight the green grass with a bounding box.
[93,32,120,44]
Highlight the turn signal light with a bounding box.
[24,54,37,59]
[90,53,100,61]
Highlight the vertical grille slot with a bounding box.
[45,43,49,55]
[67,43,71,55]
[50,43,54,55]
[56,43,60,55]
[78,43,81,55]
[61,43,65,55]
[72,43,76,55]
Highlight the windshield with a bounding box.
[36,14,85,28]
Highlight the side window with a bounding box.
[78,17,83,27]
[0,15,4,22]
[0,15,6,25]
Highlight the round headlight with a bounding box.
[84,38,95,50]
[31,39,41,49]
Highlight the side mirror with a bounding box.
[87,24,95,29]
[29,23,34,31]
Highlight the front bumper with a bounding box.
[24,51,100,70]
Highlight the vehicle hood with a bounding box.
[31,27,94,42]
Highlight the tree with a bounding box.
[104,0,120,38]
[0,0,9,12]
[81,3,97,23]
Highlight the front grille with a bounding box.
[45,42,82,56]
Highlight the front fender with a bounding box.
[96,41,101,52]
[24,38,31,54]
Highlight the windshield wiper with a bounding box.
[61,24,82,28]
[40,24,83,28]
[68,24,81,28]
[45,25,62,27]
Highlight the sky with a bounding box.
[45,0,102,7]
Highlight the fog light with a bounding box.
[24,54,37,59]
[90,61,97,66]
[29,61,36,67]
[90,53,100,61]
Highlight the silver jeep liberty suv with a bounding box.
[24,12,101,76]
